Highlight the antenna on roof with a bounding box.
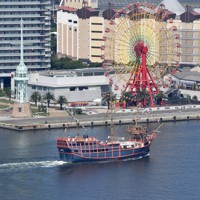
[185,5,192,12]
[82,0,88,8]
[108,2,113,9]
[159,3,165,10]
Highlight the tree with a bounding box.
[0,89,4,97]
[57,95,68,110]
[30,91,41,106]
[51,34,57,55]
[102,92,116,109]
[192,83,197,91]
[120,92,135,107]
[43,92,55,108]
[156,91,165,106]
[136,89,150,107]
[51,56,85,70]
[4,87,13,101]
[192,95,198,102]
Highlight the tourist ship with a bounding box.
[57,123,158,163]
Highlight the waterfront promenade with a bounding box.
[0,104,200,131]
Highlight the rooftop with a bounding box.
[58,6,78,12]
[173,70,200,82]
[158,0,185,15]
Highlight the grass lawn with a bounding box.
[0,98,14,104]
[0,105,11,109]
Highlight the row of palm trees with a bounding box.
[30,91,68,110]
[102,90,167,109]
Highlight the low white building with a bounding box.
[12,68,110,103]
[171,68,200,100]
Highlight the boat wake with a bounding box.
[0,160,68,171]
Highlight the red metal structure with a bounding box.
[129,42,159,107]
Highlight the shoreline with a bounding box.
[0,107,199,131]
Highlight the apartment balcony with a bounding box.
[45,21,51,25]
[0,1,42,5]
[1,27,46,31]
[0,42,45,46]
[0,21,45,25]
[0,59,46,63]
[1,15,45,19]
[0,33,48,38]
[0,8,43,12]
[0,52,46,57]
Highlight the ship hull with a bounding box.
[58,144,150,163]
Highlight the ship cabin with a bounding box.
[127,125,148,142]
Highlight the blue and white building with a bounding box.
[0,0,51,89]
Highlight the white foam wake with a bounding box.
[0,160,67,171]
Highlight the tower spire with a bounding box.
[14,18,29,103]
[18,18,26,69]
[20,18,24,65]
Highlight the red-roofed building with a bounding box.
[77,7,99,19]
[102,8,117,20]
[180,11,200,23]
[58,6,78,13]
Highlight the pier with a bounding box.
[0,105,200,131]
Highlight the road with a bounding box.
[1,107,200,126]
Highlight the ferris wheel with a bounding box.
[101,1,181,107]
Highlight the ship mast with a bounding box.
[110,92,114,142]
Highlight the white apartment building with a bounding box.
[0,0,51,72]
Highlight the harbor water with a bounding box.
[0,121,200,200]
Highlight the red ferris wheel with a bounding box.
[101,2,181,107]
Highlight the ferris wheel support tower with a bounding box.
[129,42,159,107]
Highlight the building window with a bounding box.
[91,31,103,33]
[37,86,42,90]
[74,21,77,24]
[70,87,76,91]
[78,86,88,90]
[91,39,102,41]
[68,19,72,22]
[91,46,101,49]
[91,55,101,57]
[91,23,103,25]
[94,72,104,76]
[83,73,93,76]
[18,108,22,112]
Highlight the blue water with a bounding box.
[0,121,200,200]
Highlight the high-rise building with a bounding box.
[57,6,104,63]
[0,0,51,73]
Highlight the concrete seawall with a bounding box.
[0,113,199,131]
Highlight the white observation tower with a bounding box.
[12,19,32,118]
